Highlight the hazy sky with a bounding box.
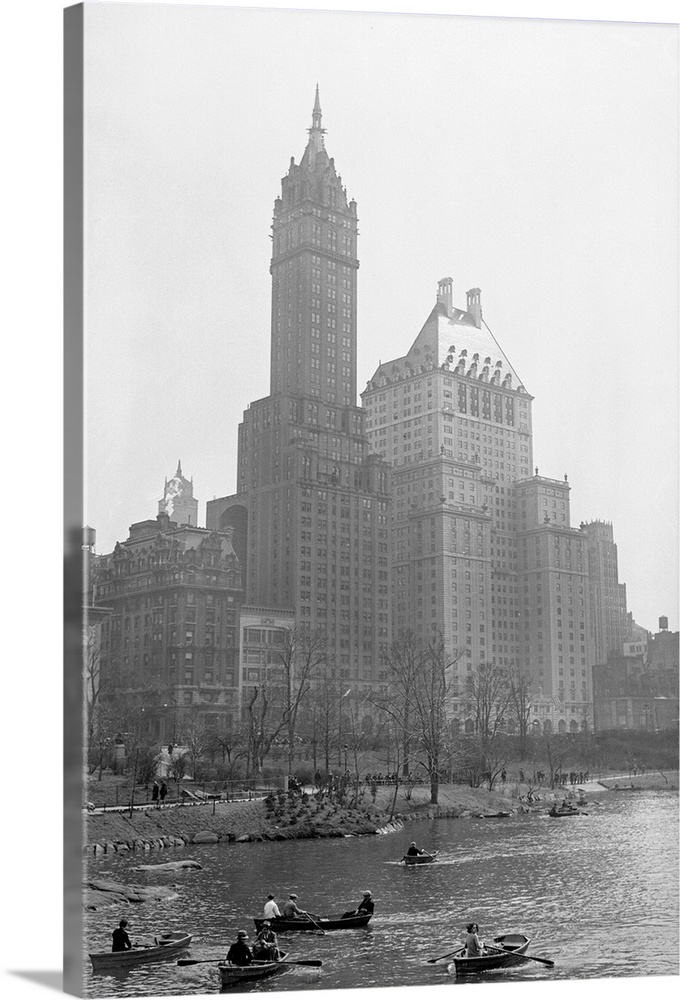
[83,1,678,631]
[2,2,677,996]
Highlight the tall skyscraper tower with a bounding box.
[363,279,595,731]
[208,90,392,686]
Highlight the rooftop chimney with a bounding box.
[437,277,453,317]
[466,288,482,327]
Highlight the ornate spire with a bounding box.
[175,460,183,479]
[307,83,326,154]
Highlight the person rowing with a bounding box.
[225,930,253,966]
[406,841,426,857]
[282,893,321,921]
[464,922,485,957]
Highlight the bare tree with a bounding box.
[538,731,572,788]
[465,661,512,741]
[300,667,344,772]
[482,733,516,791]
[183,721,210,779]
[380,629,463,805]
[244,683,280,774]
[507,665,533,755]
[208,726,249,775]
[275,626,326,775]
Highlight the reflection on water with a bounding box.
[84,790,678,996]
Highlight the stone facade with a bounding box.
[593,624,679,732]
[94,510,243,740]
[363,282,596,732]
[207,90,392,688]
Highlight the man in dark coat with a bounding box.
[253,921,279,961]
[111,919,132,952]
[226,930,253,966]
[342,890,374,919]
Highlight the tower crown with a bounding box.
[307,83,326,154]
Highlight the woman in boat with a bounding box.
[253,921,279,961]
[226,931,253,966]
[111,919,132,952]
[464,923,485,957]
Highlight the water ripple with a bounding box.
[84,790,678,994]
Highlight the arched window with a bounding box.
[543,719,552,735]
[464,718,475,734]
[558,719,566,734]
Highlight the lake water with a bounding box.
[83,789,678,997]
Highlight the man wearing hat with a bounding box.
[225,930,253,966]
[253,920,279,961]
[282,893,305,919]
[342,890,375,919]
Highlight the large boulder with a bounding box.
[84,879,178,910]
[191,831,219,844]
[132,859,203,872]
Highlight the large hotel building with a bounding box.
[362,283,596,729]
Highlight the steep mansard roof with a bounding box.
[369,299,527,393]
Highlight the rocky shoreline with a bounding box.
[84,783,531,857]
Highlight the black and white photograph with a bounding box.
[6,1,680,998]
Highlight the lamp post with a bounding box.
[344,743,348,772]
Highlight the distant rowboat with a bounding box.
[548,804,584,817]
[89,931,192,972]
[402,851,438,865]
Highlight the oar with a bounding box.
[177,958,322,967]
[427,946,464,964]
[498,946,554,968]
[302,911,326,936]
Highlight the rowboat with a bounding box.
[218,951,289,988]
[89,931,192,972]
[451,933,530,975]
[402,851,438,865]
[548,804,583,817]
[253,913,371,932]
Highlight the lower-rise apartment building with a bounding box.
[94,493,244,743]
